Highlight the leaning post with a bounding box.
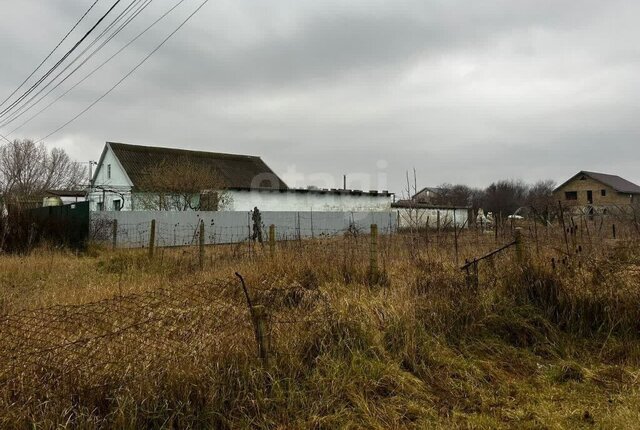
[148,219,156,258]
[252,305,269,364]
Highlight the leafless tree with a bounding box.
[135,157,232,211]
[524,179,556,222]
[483,179,529,216]
[431,183,485,210]
[0,139,86,207]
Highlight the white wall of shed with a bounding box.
[226,189,392,212]
[396,208,469,228]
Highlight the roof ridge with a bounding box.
[105,141,288,190]
[555,170,640,194]
[107,141,261,160]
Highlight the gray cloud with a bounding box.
[1,0,639,193]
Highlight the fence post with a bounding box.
[612,223,616,240]
[453,210,459,266]
[464,259,471,288]
[199,220,205,270]
[369,224,379,284]
[252,304,269,364]
[148,219,156,258]
[269,224,275,257]
[112,219,118,250]
[514,229,524,264]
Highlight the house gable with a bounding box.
[92,143,133,188]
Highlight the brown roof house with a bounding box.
[89,142,393,212]
[89,142,287,211]
[553,171,640,210]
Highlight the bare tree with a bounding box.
[431,183,484,209]
[524,179,556,223]
[483,179,529,216]
[135,157,232,211]
[0,139,86,207]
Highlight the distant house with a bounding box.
[89,142,392,212]
[392,186,470,229]
[412,187,443,205]
[553,171,640,208]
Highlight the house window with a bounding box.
[97,202,104,211]
[587,190,593,204]
[113,199,121,211]
[565,191,578,201]
[601,189,606,197]
[107,164,111,179]
[200,191,219,211]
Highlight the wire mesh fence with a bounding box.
[2,206,640,416]
[0,273,338,414]
[90,210,398,249]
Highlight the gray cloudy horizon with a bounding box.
[1,0,639,195]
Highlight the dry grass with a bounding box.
[0,223,639,428]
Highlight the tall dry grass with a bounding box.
[0,221,639,428]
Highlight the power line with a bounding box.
[0,0,102,109]
[0,0,152,128]
[0,0,129,122]
[7,0,187,135]
[0,0,123,118]
[36,0,209,144]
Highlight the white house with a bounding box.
[89,142,392,212]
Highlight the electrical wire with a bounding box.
[0,0,153,128]
[36,0,209,144]
[7,0,186,135]
[0,0,102,109]
[0,0,123,118]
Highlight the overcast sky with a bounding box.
[1,0,639,194]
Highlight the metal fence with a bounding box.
[91,210,398,248]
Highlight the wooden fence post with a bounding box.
[269,224,275,257]
[148,219,156,258]
[453,210,459,266]
[199,220,205,270]
[112,219,118,250]
[514,229,524,264]
[369,224,379,284]
[252,305,269,364]
[612,223,616,240]
[558,201,570,254]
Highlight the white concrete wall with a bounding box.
[226,189,392,212]
[396,208,469,228]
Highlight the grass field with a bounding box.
[0,221,639,428]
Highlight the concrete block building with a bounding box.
[553,171,640,208]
